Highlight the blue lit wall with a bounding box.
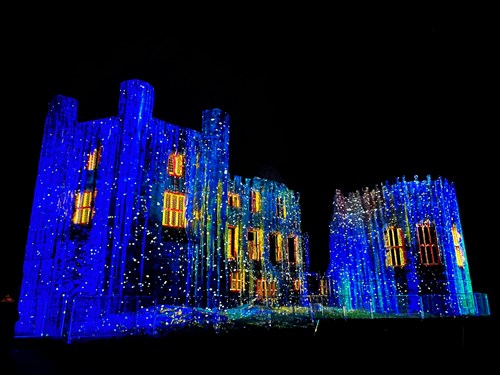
[225,176,308,307]
[327,175,477,316]
[16,79,307,338]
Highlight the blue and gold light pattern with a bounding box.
[327,175,478,317]
[15,79,308,339]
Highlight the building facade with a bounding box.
[327,175,486,316]
[16,79,307,338]
[15,79,488,340]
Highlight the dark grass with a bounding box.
[2,315,496,375]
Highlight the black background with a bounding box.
[2,6,497,316]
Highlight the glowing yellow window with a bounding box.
[293,279,301,292]
[452,223,465,268]
[257,279,277,299]
[230,271,244,292]
[162,192,186,228]
[227,225,239,259]
[384,226,407,268]
[319,279,329,295]
[228,192,240,208]
[86,146,102,171]
[72,190,96,225]
[250,190,261,212]
[167,153,184,177]
[268,280,277,297]
[270,232,282,264]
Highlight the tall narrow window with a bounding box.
[247,229,262,261]
[167,152,184,177]
[417,221,441,266]
[162,191,186,228]
[276,197,286,218]
[319,279,328,295]
[86,146,102,171]
[72,190,96,225]
[268,280,277,297]
[384,226,407,267]
[256,279,266,299]
[228,192,240,208]
[250,190,261,213]
[293,279,301,292]
[452,223,465,268]
[288,236,297,263]
[227,225,238,259]
[269,232,282,264]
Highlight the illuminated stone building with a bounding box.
[15,79,488,340]
[327,176,488,317]
[16,79,307,338]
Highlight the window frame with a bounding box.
[162,191,186,228]
[247,228,262,261]
[384,226,407,268]
[416,221,441,266]
[167,152,184,177]
[72,189,96,225]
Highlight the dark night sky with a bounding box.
[3,8,497,313]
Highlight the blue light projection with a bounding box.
[15,79,488,341]
[327,175,487,317]
[16,79,307,340]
